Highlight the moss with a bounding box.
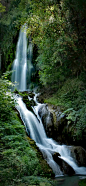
[79,179,86,186]
[0,77,55,185]
[22,95,33,112]
[0,111,55,186]
[43,78,86,147]
[27,137,54,178]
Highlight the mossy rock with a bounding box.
[15,91,36,112]
[27,137,54,178]
[23,95,33,112]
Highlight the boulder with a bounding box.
[38,103,69,143]
[38,104,54,138]
[53,153,75,176]
[28,91,35,98]
[69,146,86,167]
[47,104,68,144]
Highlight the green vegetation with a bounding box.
[79,179,86,186]
[0,76,56,186]
[44,78,86,147]
[0,1,5,13]
[0,0,30,73]
[0,0,86,185]
[24,0,86,149]
[26,0,86,88]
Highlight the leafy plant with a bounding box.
[0,75,55,185]
[45,78,86,146]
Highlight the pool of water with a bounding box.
[55,175,86,186]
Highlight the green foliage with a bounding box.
[1,0,86,85]
[61,108,78,124]
[26,0,86,88]
[0,77,14,122]
[22,93,35,112]
[0,1,5,13]
[27,1,66,86]
[45,78,86,144]
[79,179,86,186]
[0,0,30,73]
[0,116,41,185]
[14,91,36,112]
[0,76,55,185]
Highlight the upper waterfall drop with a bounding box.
[11,25,33,91]
[27,39,34,89]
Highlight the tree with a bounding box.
[26,0,86,88]
[0,1,5,13]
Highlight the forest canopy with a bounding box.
[25,0,86,87]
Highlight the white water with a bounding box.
[12,25,27,91]
[12,25,86,177]
[11,26,33,91]
[15,94,86,177]
[27,40,34,88]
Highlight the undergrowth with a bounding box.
[45,78,86,146]
[0,76,56,186]
[79,179,86,186]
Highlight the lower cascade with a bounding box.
[15,94,86,177]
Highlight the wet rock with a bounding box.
[47,104,68,144]
[37,93,69,144]
[22,95,34,112]
[38,103,69,143]
[27,137,54,177]
[53,153,75,176]
[30,99,36,107]
[28,91,35,98]
[38,104,54,138]
[69,146,86,166]
[36,95,44,103]
[36,92,45,103]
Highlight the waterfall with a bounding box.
[11,25,33,91]
[12,26,86,177]
[15,95,63,176]
[15,94,86,177]
[27,39,34,89]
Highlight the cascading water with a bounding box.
[11,25,27,91]
[12,25,86,177]
[27,38,34,88]
[15,94,86,177]
[15,94,63,176]
[11,25,33,91]
[33,94,86,176]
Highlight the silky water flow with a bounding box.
[11,25,33,91]
[15,94,86,177]
[12,25,86,177]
